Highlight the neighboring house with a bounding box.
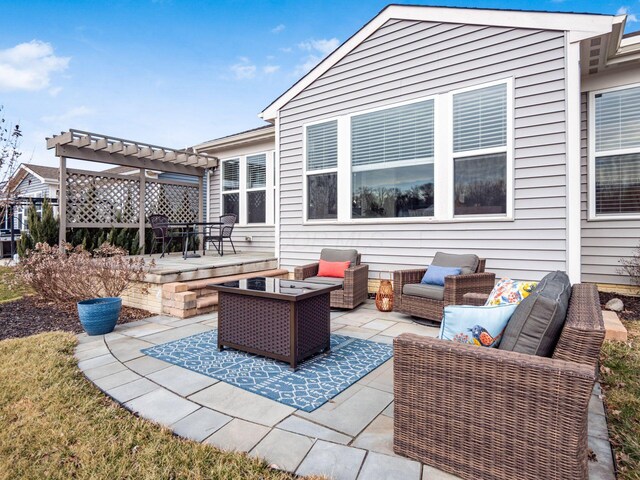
[194,125,276,253]
[203,5,640,288]
[2,164,59,230]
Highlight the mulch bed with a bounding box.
[600,291,640,322]
[0,296,151,341]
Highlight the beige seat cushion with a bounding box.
[304,276,345,287]
[403,283,444,300]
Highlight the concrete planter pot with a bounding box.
[77,297,122,335]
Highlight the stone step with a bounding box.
[197,294,218,310]
[602,310,628,342]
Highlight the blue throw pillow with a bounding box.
[421,265,462,286]
[438,304,517,348]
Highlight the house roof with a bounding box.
[194,124,275,152]
[24,164,58,181]
[4,163,59,193]
[103,165,138,174]
[259,4,622,120]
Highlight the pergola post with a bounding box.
[198,175,203,224]
[58,156,67,249]
[139,168,146,255]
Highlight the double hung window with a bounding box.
[305,120,338,220]
[452,83,508,216]
[351,100,435,218]
[592,85,640,216]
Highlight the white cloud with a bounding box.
[48,86,63,97]
[271,24,285,34]
[230,58,257,80]
[263,65,280,74]
[298,38,340,56]
[294,55,322,76]
[279,47,293,53]
[293,38,340,76]
[41,105,93,124]
[0,40,69,91]
[617,6,638,22]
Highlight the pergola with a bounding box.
[47,129,218,254]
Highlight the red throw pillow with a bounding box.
[317,259,351,278]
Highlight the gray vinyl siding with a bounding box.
[209,165,275,254]
[580,93,640,286]
[15,174,50,197]
[278,20,568,281]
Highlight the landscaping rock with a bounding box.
[605,298,624,312]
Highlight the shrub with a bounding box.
[619,244,640,286]
[17,242,152,305]
[17,199,59,257]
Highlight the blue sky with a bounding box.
[0,0,637,170]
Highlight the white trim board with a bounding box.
[259,5,620,121]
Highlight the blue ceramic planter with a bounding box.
[77,297,122,335]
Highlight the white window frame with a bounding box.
[245,152,269,225]
[588,82,640,221]
[301,79,514,225]
[220,157,241,223]
[219,152,275,227]
[448,78,514,220]
[302,117,341,223]
[346,95,438,221]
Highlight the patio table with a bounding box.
[168,221,223,259]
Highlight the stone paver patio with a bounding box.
[75,300,615,480]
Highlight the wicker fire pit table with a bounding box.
[208,277,342,370]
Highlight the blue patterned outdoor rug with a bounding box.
[142,330,393,412]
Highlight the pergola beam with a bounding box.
[46,129,218,171]
[55,144,206,176]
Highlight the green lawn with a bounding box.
[0,332,318,480]
[600,321,640,480]
[0,266,32,303]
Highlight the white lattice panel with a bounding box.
[66,171,140,226]
[145,181,199,224]
[65,170,200,227]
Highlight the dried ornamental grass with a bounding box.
[17,242,153,305]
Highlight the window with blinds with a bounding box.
[351,100,434,170]
[222,159,240,191]
[247,153,267,189]
[306,120,337,171]
[453,83,507,153]
[246,153,267,223]
[595,86,640,152]
[452,83,509,216]
[593,85,640,215]
[350,100,435,218]
[305,120,338,220]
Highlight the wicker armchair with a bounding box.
[294,249,369,309]
[393,283,605,480]
[393,257,495,322]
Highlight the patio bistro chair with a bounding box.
[393,283,605,480]
[294,248,369,309]
[204,213,237,256]
[148,214,183,258]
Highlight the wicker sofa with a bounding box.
[393,252,496,322]
[393,283,605,480]
[294,248,369,309]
